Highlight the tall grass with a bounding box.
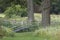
[0,13,60,40]
[35,27,60,40]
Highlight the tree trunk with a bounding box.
[27,0,34,23]
[42,0,51,27]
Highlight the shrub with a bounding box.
[34,27,60,39]
[0,18,12,28]
[4,4,27,18]
[0,26,15,38]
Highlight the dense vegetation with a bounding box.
[0,0,60,40]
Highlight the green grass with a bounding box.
[2,32,44,40]
[0,13,60,40]
[2,27,60,40]
[2,32,57,40]
[2,26,60,40]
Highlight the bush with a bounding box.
[34,27,60,39]
[0,18,12,28]
[4,4,27,18]
[0,26,15,38]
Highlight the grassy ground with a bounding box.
[2,32,41,40]
[2,30,60,40]
[2,32,52,40]
[0,13,60,40]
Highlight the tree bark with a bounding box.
[42,0,51,27]
[27,0,34,23]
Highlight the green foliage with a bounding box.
[2,21,12,27]
[34,27,60,40]
[3,26,15,37]
[33,0,42,5]
[0,18,12,27]
[0,26,15,38]
[3,32,60,40]
[4,5,27,18]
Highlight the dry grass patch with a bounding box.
[34,27,60,40]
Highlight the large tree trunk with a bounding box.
[42,0,51,27]
[27,0,34,22]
